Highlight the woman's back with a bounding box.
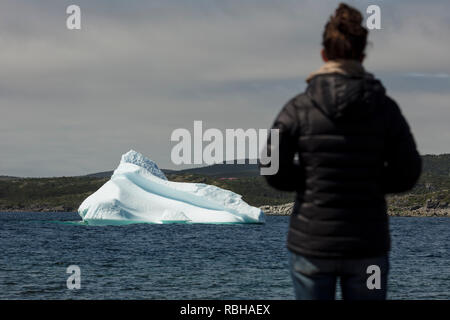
[263,3,422,300]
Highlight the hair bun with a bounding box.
[335,3,363,24]
[322,3,368,60]
[334,3,364,35]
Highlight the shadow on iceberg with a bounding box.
[78,150,265,225]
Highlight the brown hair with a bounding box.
[322,3,368,60]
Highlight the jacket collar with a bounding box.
[306,59,365,83]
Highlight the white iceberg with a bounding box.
[78,150,265,225]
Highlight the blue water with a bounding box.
[0,212,448,299]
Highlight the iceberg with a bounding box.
[78,150,265,225]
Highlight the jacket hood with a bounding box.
[305,66,386,120]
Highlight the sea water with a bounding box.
[0,212,448,299]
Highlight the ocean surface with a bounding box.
[0,212,448,300]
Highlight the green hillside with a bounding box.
[0,154,448,213]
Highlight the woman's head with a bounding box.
[322,3,368,61]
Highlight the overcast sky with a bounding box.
[1,0,449,177]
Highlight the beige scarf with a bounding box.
[306,59,365,83]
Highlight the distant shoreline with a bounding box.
[1,153,449,218]
[1,206,449,217]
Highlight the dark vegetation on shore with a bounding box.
[0,154,448,214]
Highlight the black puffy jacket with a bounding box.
[264,72,422,258]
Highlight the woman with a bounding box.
[264,3,421,300]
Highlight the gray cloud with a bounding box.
[1,0,449,176]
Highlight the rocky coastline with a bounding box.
[260,201,450,217]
